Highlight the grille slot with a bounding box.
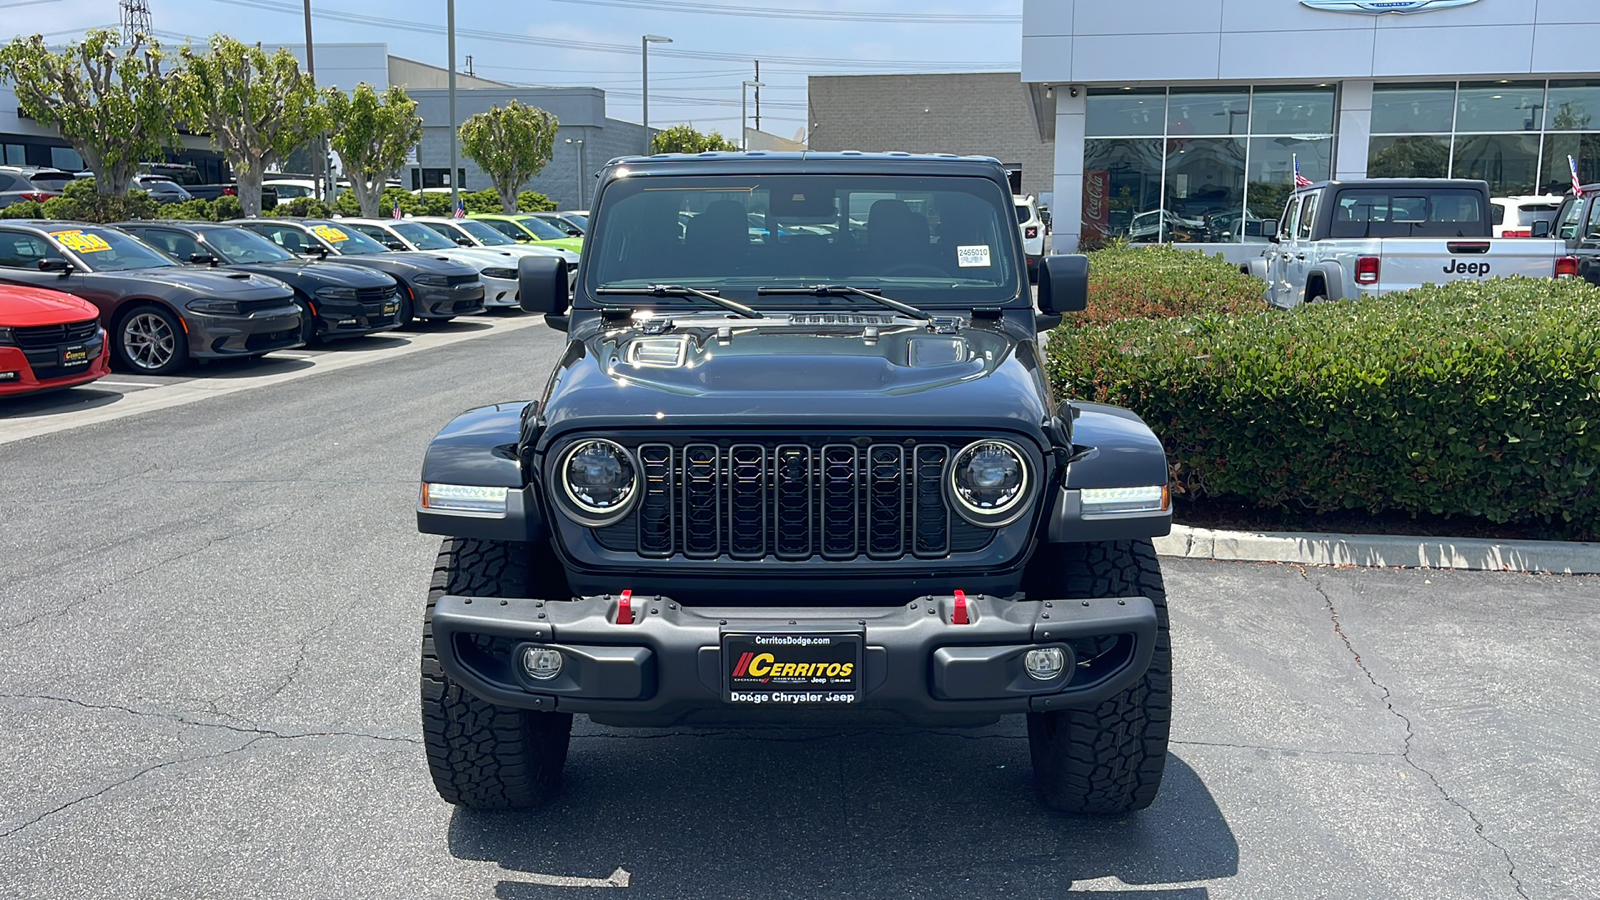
[13,319,98,348]
[590,439,997,562]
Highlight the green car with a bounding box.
[468,213,584,254]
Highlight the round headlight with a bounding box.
[559,439,639,520]
[948,440,1030,525]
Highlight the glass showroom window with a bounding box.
[1084,85,1332,245]
[1369,81,1600,197]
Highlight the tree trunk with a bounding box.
[500,186,517,215]
[357,176,384,218]
[236,160,265,218]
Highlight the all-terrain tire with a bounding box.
[421,537,572,808]
[1025,538,1171,815]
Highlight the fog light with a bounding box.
[1024,647,1067,681]
[521,647,563,681]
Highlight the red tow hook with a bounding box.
[617,589,635,625]
[951,590,970,625]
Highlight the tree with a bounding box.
[0,29,177,195]
[651,124,739,154]
[174,36,327,217]
[325,83,423,217]
[457,101,559,214]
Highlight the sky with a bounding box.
[4,0,1026,142]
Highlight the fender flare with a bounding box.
[1048,402,1172,542]
[417,401,547,542]
[1307,263,1347,302]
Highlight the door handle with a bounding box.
[1295,254,1306,260]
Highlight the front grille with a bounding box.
[237,298,289,315]
[13,319,97,348]
[355,286,397,305]
[447,273,478,287]
[590,439,997,562]
[244,329,295,350]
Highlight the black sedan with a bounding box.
[118,221,403,344]
[226,219,485,324]
[0,221,300,375]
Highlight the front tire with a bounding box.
[421,537,572,808]
[114,304,188,375]
[1024,539,1171,815]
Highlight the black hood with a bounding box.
[90,266,292,300]
[220,259,396,289]
[539,314,1053,442]
[325,253,476,278]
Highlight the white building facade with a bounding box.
[1021,0,1600,259]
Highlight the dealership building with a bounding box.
[1019,0,1600,258]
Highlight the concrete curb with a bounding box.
[1154,524,1600,575]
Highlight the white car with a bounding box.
[1015,194,1044,281]
[409,216,580,299]
[1490,195,1564,238]
[263,178,319,200]
[340,218,524,308]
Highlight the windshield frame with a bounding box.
[577,171,1025,311]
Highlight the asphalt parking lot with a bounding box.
[2,317,1596,899]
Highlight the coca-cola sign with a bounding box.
[1082,170,1110,238]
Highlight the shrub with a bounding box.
[517,190,555,212]
[1,200,43,219]
[1069,245,1267,326]
[269,196,332,218]
[36,178,158,223]
[1045,277,1600,539]
[154,198,218,221]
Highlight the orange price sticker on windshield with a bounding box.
[49,230,112,254]
[310,224,349,243]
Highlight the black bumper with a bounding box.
[431,591,1158,727]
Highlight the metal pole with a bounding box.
[579,137,587,207]
[741,84,747,151]
[641,35,649,154]
[303,0,321,201]
[448,0,459,211]
[754,59,760,133]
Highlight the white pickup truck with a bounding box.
[1247,178,1577,309]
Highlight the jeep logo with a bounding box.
[1443,259,1492,277]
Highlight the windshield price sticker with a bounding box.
[310,224,349,243]
[724,633,863,705]
[956,244,992,267]
[49,230,112,254]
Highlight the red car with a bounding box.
[0,283,109,397]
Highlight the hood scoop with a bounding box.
[625,337,690,368]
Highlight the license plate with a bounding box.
[60,344,88,367]
[723,633,863,705]
[381,302,398,317]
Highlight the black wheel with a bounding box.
[421,537,572,808]
[1024,539,1171,815]
[294,295,317,346]
[396,286,415,329]
[114,304,188,375]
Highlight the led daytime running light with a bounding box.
[422,483,509,516]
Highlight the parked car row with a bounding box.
[0,212,584,392]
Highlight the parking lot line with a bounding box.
[0,316,547,447]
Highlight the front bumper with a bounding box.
[479,274,519,308]
[0,337,109,396]
[312,297,402,339]
[411,281,487,318]
[184,305,304,359]
[431,591,1158,726]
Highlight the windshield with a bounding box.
[204,227,293,263]
[392,221,456,250]
[452,219,515,245]
[583,173,1021,306]
[48,226,174,272]
[513,215,569,241]
[306,222,392,255]
[562,213,589,231]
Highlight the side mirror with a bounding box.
[1532,220,1551,238]
[454,237,473,246]
[1036,253,1088,315]
[38,258,73,274]
[518,255,569,320]
[566,228,582,237]
[1261,219,1279,240]
[385,240,407,251]
[188,252,217,266]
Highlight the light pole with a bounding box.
[641,34,671,154]
[448,0,459,212]
[565,136,586,208]
[741,80,764,150]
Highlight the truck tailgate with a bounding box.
[1373,238,1564,294]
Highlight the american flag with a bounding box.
[391,198,402,220]
[453,200,467,219]
[1293,153,1312,189]
[1570,154,1584,197]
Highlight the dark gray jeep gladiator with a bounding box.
[415,152,1174,815]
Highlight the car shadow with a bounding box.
[407,319,495,333]
[447,727,1236,898]
[0,386,124,418]
[315,334,413,352]
[196,356,315,378]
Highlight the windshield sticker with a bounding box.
[956,245,992,268]
[310,224,349,243]
[49,230,112,254]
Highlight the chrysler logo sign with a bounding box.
[1301,0,1481,13]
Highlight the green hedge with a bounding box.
[1069,245,1267,326]
[1045,277,1600,539]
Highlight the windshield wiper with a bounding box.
[755,284,931,320]
[596,284,764,319]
